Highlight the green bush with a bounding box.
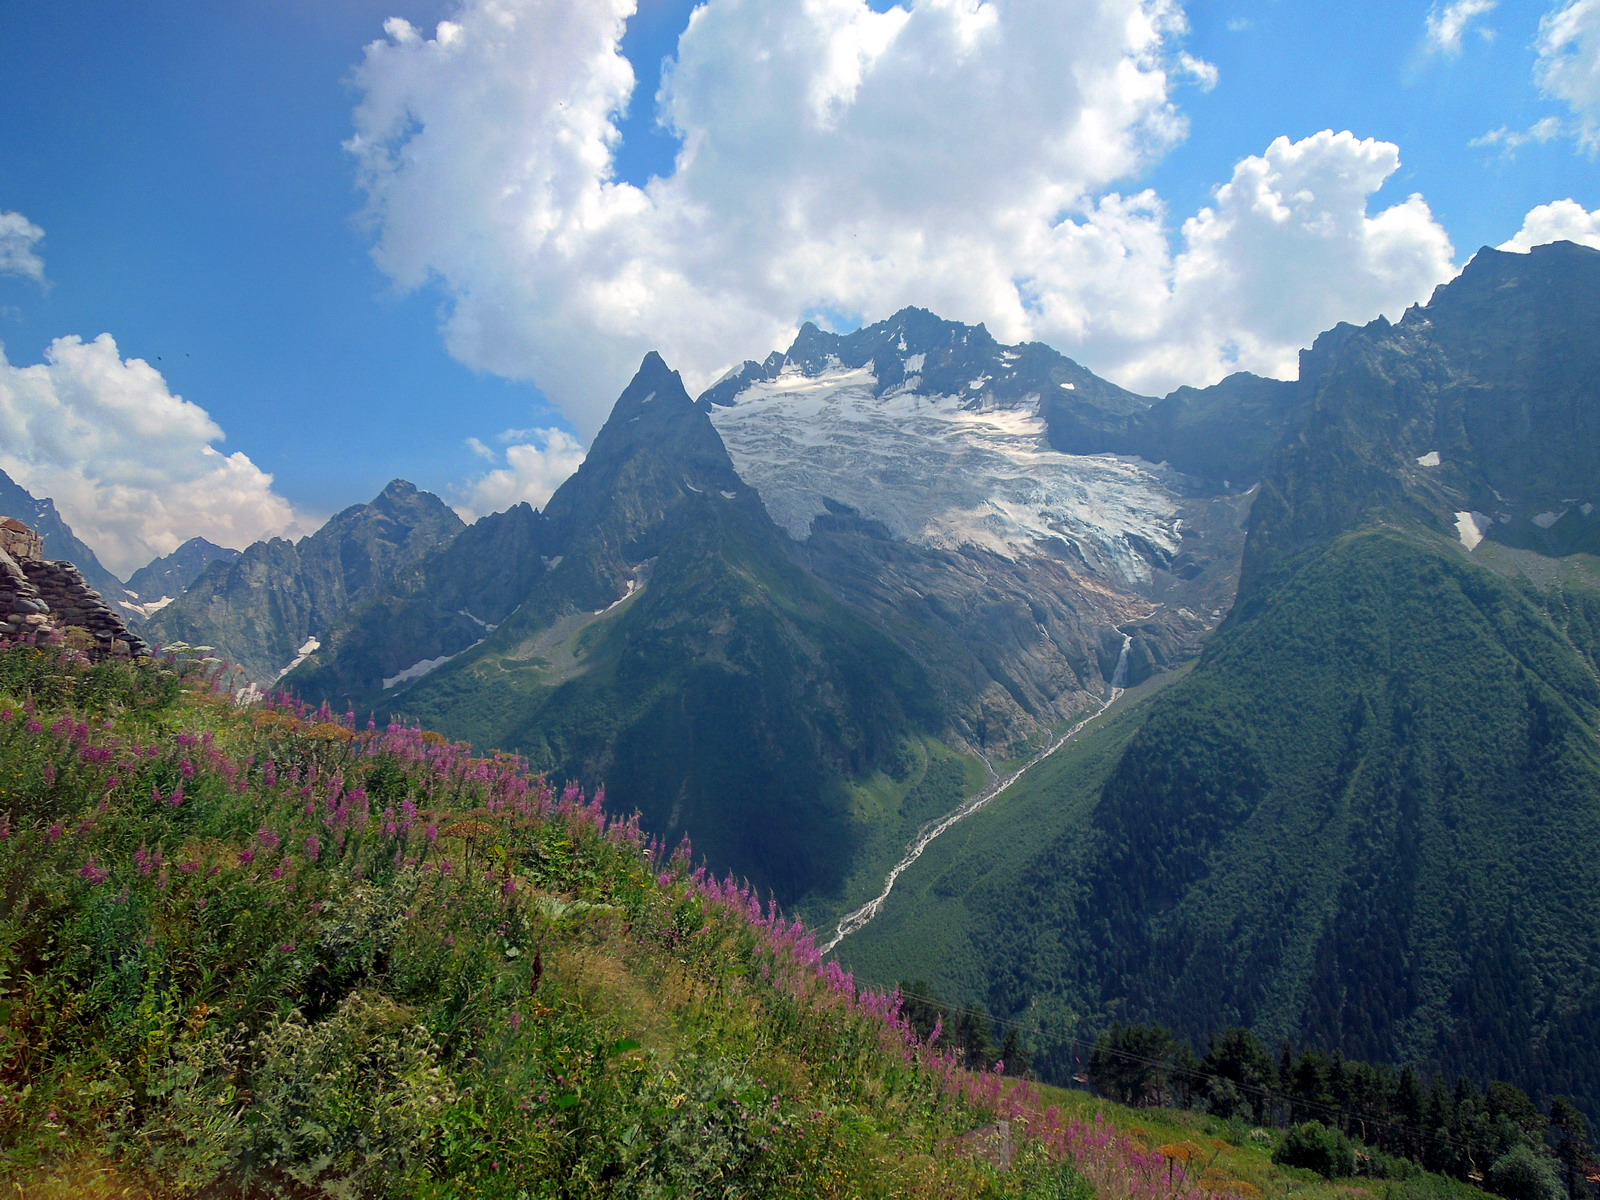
[1486,1144,1563,1200]
[1273,1120,1360,1178]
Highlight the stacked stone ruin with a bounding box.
[0,516,149,657]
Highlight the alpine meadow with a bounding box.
[3,1,1600,1196]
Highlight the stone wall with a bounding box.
[0,545,55,642]
[0,516,149,657]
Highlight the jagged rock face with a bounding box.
[121,537,241,618]
[145,480,465,682]
[703,309,1254,735]
[1241,240,1600,603]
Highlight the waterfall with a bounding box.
[1107,630,1132,698]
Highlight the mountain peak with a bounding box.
[614,351,690,411]
[379,479,419,500]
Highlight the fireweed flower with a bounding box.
[79,858,110,885]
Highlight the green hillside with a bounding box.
[839,525,1600,1123]
[0,634,1205,1199]
[833,244,1600,1129]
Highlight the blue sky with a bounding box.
[0,0,1596,575]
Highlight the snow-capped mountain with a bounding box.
[703,309,1262,689]
[247,310,1285,899]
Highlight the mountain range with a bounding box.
[7,240,1599,1124]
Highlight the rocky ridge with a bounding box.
[145,480,466,683]
[121,536,241,619]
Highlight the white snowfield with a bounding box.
[1455,511,1489,550]
[707,362,1182,583]
[276,636,321,681]
[383,645,478,691]
[118,595,175,618]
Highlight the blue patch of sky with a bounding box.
[1145,1,1594,257]
[0,0,559,522]
[612,0,698,186]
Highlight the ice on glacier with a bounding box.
[707,362,1181,584]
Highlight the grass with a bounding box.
[0,633,1188,1198]
[1039,1088,1493,1200]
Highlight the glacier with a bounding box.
[707,362,1182,584]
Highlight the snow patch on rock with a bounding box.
[383,642,481,690]
[119,595,174,618]
[276,636,321,681]
[1417,450,1441,467]
[1455,511,1490,551]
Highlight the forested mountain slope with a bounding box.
[839,242,1600,1124]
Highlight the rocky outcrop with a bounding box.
[122,536,240,617]
[0,517,149,656]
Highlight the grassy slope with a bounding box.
[0,639,1184,1200]
[1041,1088,1490,1200]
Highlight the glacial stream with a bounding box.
[821,629,1133,954]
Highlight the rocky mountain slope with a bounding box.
[288,315,1287,907]
[120,535,240,617]
[702,309,1261,734]
[292,354,939,903]
[144,479,464,682]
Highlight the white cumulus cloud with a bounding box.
[1109,131,1457,391]
[1499,198,1600,250]
[0,211,45,282]
[456,426,585,519]
[1425,0,1497,55]
[1536,0,1600,151]
[0,334,305,576]
[348,0,1459,420]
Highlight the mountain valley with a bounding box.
[7,241,1600,1137]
